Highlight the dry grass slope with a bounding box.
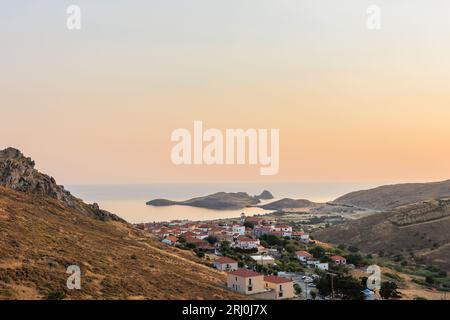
[314,199,450,272]
[0,186,242,300]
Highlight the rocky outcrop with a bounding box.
[147,191,263,210]
[254,190,274,200]
[0,147,123,222]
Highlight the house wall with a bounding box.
[251,257,275,266]
[264,281,295,300]
[215,262,238,271]
[227,275,264,295]
[237,241,258,249]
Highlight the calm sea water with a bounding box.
[67,182,382,223]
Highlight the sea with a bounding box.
[67,182,383,224]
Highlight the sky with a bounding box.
[1,0,450,184]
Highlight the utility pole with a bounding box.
[305,279,308,300]
[330,273,334,299]
[326,272,336,300]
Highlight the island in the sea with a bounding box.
[146,190,274,210]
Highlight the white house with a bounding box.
[250,255,276,266]
[213,257,238,271]
[234,236,259,250]
[306,259,321,267]
[295,250,313,262]
[273,224,292,233]
[292,232,310,243]
[161,235,178,246]
[232,224,246,236]
[316,263,329,271]
[331,255,347,265]
[253,226,274,237]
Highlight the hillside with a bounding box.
[314,198,450,271]
[0,148,242,300]
[258,198,317,210]
[147,191,262,210]
[332,180,450,210]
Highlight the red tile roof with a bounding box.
[165,236,178,242]
[228,269,262,278]
[264,275,292,284]
[295,250,312,257]
[331,255,346,261]
[238,236,257,242]
[215,257,238,264]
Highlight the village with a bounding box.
[135,213,378,300]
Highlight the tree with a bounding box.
[260,234,284,247]
[360,276,368,288]
[310,290,317,300]
[309,246,326,259]
[244,221,255,229]
[294,283,302,295]
[380,281,401,299]
[259,240,269,248]
[285,243,300,254]
[205,236,218,245]
[346,253,364,266]
[194,249,205,258]
[425,276,434,285]
[316,275,365,300]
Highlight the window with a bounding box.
[248,279,252,285]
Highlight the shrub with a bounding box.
[46,291,66,300]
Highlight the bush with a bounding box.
[205,236,218,245]
[348,246,359,253]
[425,276,434,285]
[47,291,66,300]
[244,221,255,229]
[194,249,205,258]
[309,246,326,259]
[294,283,302,295]
[380,282,401,299]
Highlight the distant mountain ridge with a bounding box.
[332,180,450,210]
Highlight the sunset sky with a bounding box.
[1,0,450,184]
